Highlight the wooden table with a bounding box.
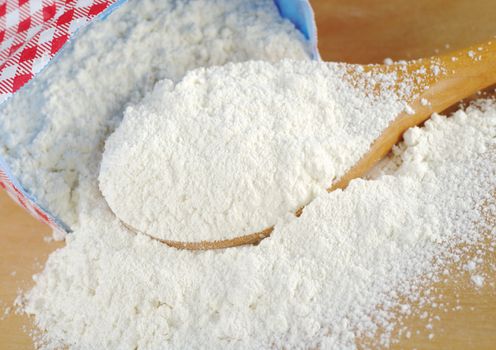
[1,0,496,348]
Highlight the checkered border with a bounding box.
[0,0,119,103]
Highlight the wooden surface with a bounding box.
[1,0,496,348]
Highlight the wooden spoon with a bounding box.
[141,40,496,250]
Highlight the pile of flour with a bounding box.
[99,60,411,242]
[18,100,496,349]
[0,0,310,228]
[2,0,495,347]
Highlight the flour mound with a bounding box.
[99,60,406,242]
[21,100,496,350]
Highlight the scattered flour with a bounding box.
[464,260,477,271]
[471,275,485,287]
[383,57,394,65]
[0,0,310,228]
[18,100,496,349]
[99,60,407,242]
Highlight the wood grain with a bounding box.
[0,191,62,349]
[1,0,496,348]
[312,0,496,63]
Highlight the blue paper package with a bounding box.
[0,0,319,233]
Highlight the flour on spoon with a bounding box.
[99,60,413,242]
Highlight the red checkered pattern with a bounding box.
[0,167,63,232]
[0,0,119,103]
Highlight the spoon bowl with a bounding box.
[116,40,496,250]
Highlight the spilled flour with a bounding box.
[17,99,496,349]
[0,0,310,228]
[0,0,494,348]
[99,60,408,242]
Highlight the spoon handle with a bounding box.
[330,40,496,192]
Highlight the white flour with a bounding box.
[19,100,496,349]
[0,0,310,228]
[99,60,409,242]
[1,0,494,347]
